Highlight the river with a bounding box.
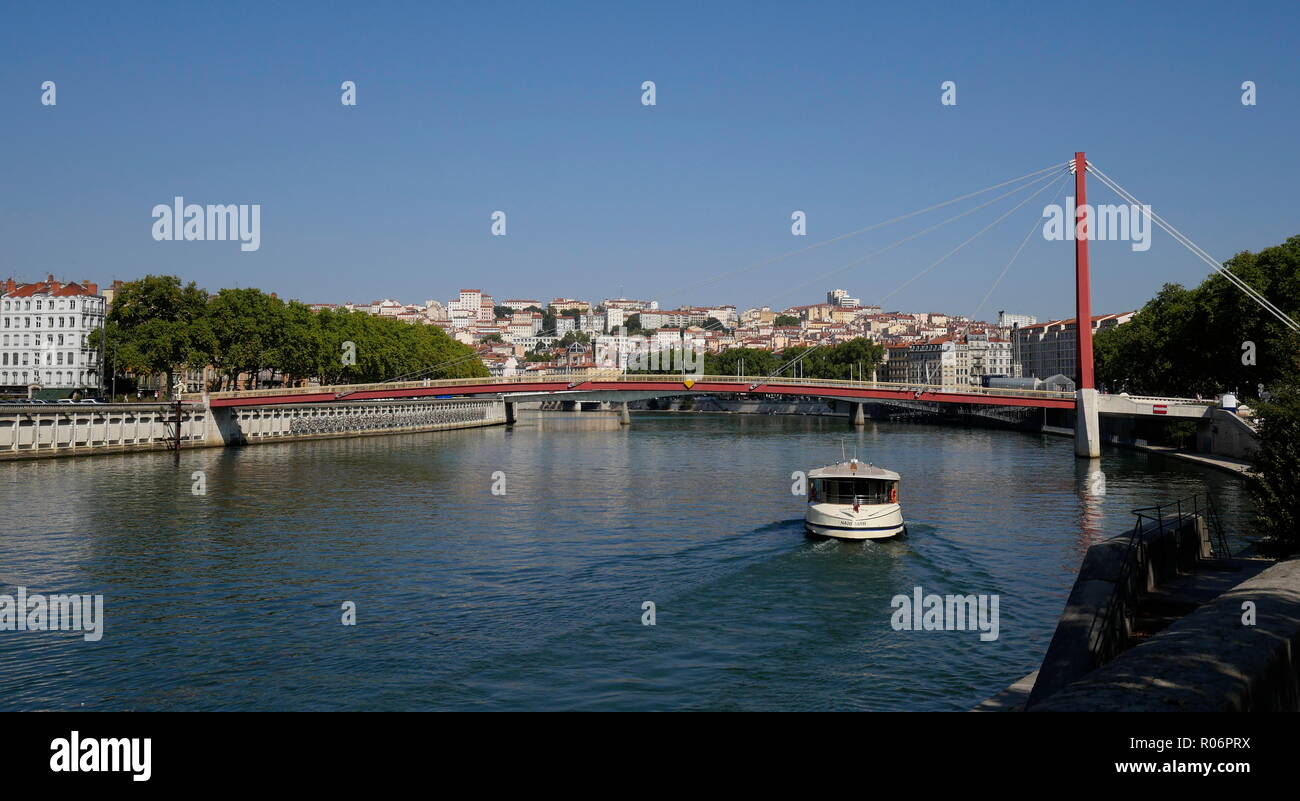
[0,412,1254,711]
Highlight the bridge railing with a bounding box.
[1108,394,1216,407]
[188,373,1084,403]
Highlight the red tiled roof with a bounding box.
[4,278,98,297]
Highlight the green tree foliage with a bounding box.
[773,314,800,327]
[623,313,646,335]
[309,309,486,384]
[1096,235,1300,398]
[207,287,285,389]
[93,274,211,398]
[1249,376,1300,556]
[558,331,591,347]
[773,338,884,380]
[97,276,485,392]
[700,338,882,378]
[703,347,778,376]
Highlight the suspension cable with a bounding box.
[772,166,1069,306]
[1087,162,1299,332]
[971,174,1071,323]
[666,161,1071,302]
[879,168,1069,304]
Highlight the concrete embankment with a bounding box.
[975,505,1298,712]
[1030,557,1300,711]
[0,397,505,460]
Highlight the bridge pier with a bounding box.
[617,401,631,425]
[850,402,865,427]
[504,401,516,425]
[1075,388,1101,458]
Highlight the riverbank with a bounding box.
[0,397,505,460]
[1042,425,1253,478]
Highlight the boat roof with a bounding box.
[808,460,900,481]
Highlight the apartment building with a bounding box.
[1014,312,1135,381]
[1,276,106,394]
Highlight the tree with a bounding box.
[1096,235,1300,398]
[558,331,591,347]
[1249,375,1300,556]
[773,314,800,327]
[623,313,645,335]
[273,301,324,387]
[206,288,285,389]
[704,347,778,377]
[94,275,211,398]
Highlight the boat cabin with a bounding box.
[807,462,900,506]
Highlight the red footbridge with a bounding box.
[191,373,1212,420]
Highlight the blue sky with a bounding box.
[2,0,1297,320]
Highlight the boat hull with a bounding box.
[804,502,905,540]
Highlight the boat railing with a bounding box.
[819,494,892,506]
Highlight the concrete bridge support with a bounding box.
[1075,388,1101,458]
[617,401,631,425]
[850,402,865,427]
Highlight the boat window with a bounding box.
[815,477,895,504]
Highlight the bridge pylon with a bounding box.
[1073,151,1101,458]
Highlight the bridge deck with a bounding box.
[190,374,1217,417]
[195,374,1085,409]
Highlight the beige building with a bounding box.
[891,331,1019,387]
[1014,312,1135,381]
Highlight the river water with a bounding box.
[0,412,1253,711]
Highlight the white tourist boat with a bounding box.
[805,459,905,539]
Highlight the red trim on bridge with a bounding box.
[207,381,1075,409]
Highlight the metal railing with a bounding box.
[816,494,893,506]
[1086,491,1229,668]
[1131,493,1230,560]
[188,373,1083,403]
[1109,394,1216,407]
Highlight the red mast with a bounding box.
[1074,152,1095,390]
